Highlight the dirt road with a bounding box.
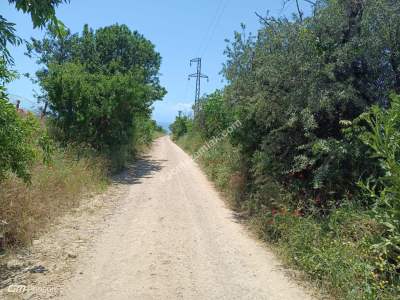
[56,136,313,300]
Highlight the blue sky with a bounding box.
[2,0,311,125]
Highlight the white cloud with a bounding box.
[152,101,193,123]
[172,102,193,114]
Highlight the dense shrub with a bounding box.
[195,90,231,139]
[222,0,400,210]
[0,95,51,182]
[358,94,400,291]
[169,114,192,140]
[135,118,164,146]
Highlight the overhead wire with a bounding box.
[8,94,37,105]
[196,0,225,57]
[185,0,230,103]
[199,0,230,58]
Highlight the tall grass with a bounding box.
[0,146,107,247]
[253,208,390,299]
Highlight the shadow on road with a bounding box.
[113,155,165,185]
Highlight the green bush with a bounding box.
[0,96,51,182]
[222,0,400,210]
[135,118,163,147]
[358,94,400,291]
[169,114,192,140]
[195,90,231,139]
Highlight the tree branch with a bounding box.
[255,12,270,25]
[303,0,316,5]
[296,0,304,22]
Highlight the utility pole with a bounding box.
[188,58,208,115]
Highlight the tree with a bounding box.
[1,0,68,68]
[222,0,400,211]
[30,24,166,166]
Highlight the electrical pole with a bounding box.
[188,58,208,115]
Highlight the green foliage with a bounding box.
[222,0,400,211]
[176,125,397,299]
[195,90,231,139]
[8,0,68,29]
[171,90,231,141]
[30,24,166,167]
[256,208,391,299]
[358,94,400,290]
[1,0,67,66]
[0,95,52,182]
[169,114,192,140]
[41,62,152,149]
[0,15,21,66]
[0,0,67,183]
[135,118,163,146]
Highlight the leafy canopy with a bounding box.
[222,0,400,209]
[0,0,66,182]
[30,24,166,165]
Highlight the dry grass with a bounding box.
[0,147,108,247]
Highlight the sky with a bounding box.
[2,0,311,126]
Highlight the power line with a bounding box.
[188,58,208,116]
[199,0,230,58]
[8,94,36,105]
[196,0,225,56]
[184,0,228,116]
